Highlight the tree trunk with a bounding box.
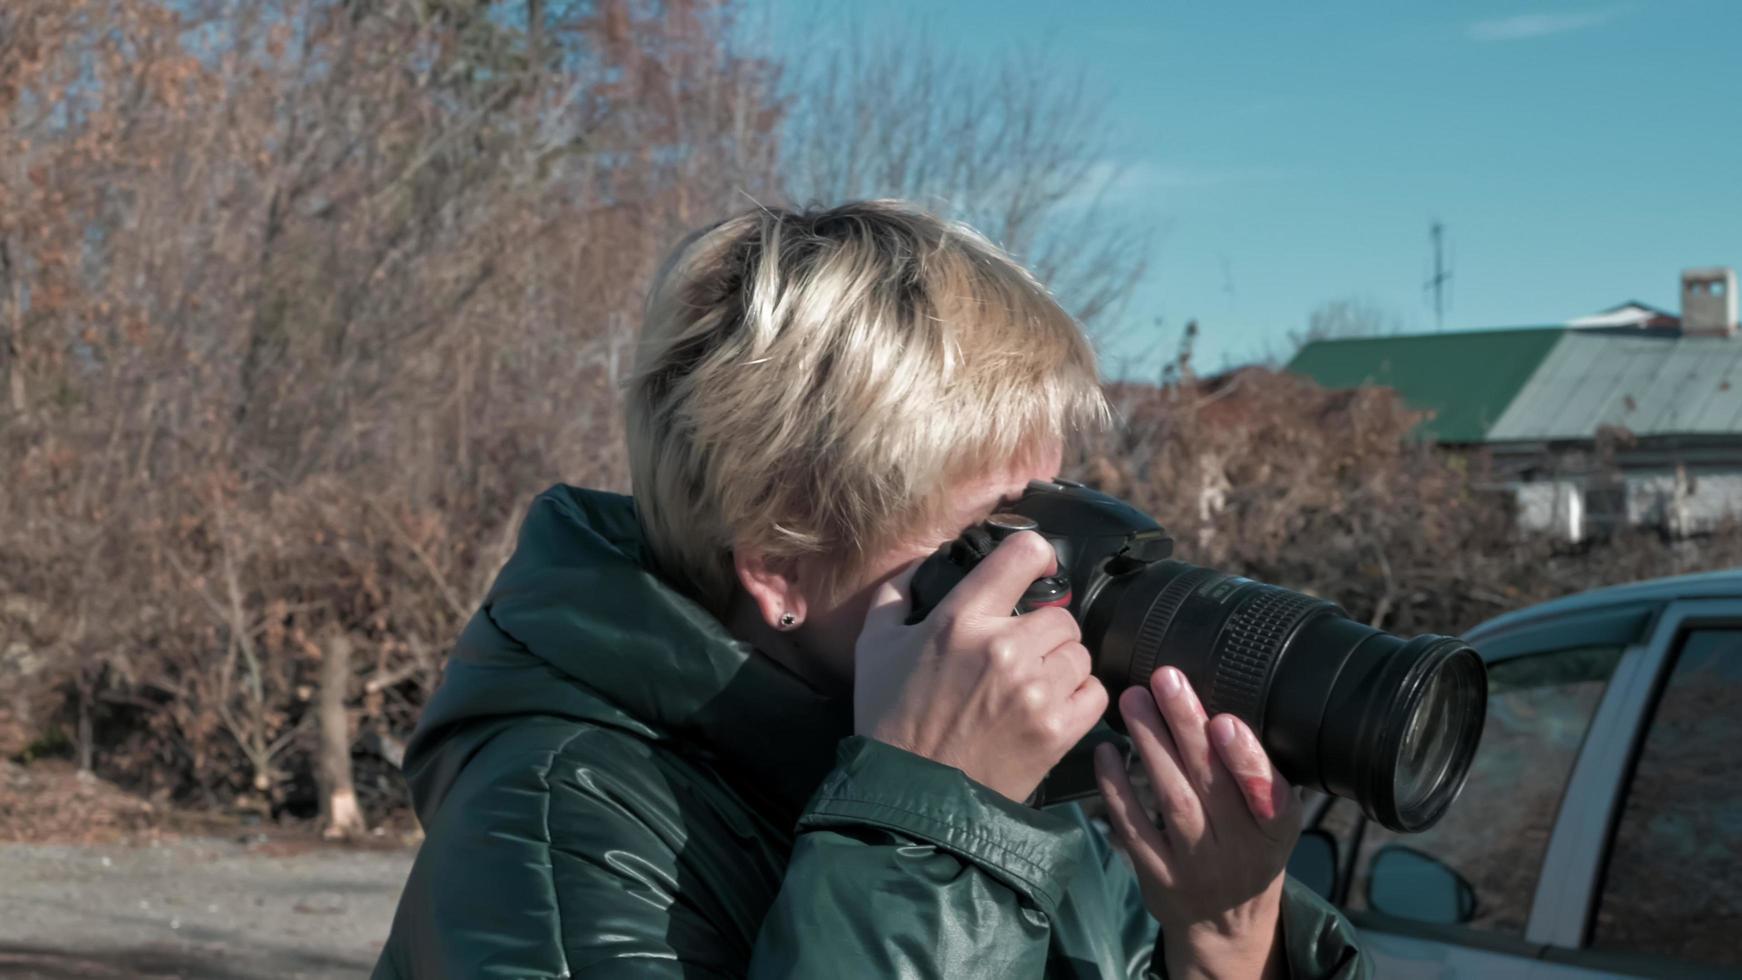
[2,239,25,416]
[76,680,94,774]
[317,633,365,840]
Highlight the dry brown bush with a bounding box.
[0,0,786,822]
[4,3,1733,834]
[1075,349,1742,636]
[0,0,1153,829]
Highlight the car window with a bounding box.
[1337,644,1622,934]
[1592,629,1742,968]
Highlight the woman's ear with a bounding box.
[732,544,807,630]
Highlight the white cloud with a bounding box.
[1467,6,1630,42]
[1064,161,1287,212]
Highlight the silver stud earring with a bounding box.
[779,612,798,629]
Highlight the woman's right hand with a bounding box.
[853,531,1109,803]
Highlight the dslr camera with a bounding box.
[911,479,1486,833]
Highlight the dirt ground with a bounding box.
[0,834,415,979]
[0,761,416,979]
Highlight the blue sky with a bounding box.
[746,1,1742,376]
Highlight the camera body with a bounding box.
[910,478,1175,620]
[911,478,1285,731]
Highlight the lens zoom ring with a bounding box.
[1209,587,1326,721]
[1129,565,1218,687]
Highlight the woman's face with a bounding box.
[790,441,1066,691]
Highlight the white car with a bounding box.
[1288,569,1742,979]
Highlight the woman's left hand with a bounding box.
[1094,666,1302,980]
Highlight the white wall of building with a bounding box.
[1626,470,1742,534]
[1513,469,1742,540]
[1515,480,1585,541]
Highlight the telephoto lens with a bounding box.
[909,479,1487,833]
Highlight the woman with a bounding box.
[374,201,1366,978]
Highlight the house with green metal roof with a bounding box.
[1286,268,1742,540]
[1286,327,1567,443]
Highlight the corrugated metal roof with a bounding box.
[1488,334,1742,441]
[1285,328,1565,442]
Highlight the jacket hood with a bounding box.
[402,485,851,824]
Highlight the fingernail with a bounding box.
[1157,667,1182,697]
[1211,715,1240,747]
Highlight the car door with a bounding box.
[1289,602,1661,979]
[1524,601,1742,979]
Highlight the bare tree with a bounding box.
[1290,296,1408,349]
[0,0,786,818]
[782,37,1149,332]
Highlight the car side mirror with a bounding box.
[1367,844,1477,924]
[1287,829,1338,901]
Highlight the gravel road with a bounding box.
[0,836,415,979]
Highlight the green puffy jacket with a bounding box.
[373,486,1368,979]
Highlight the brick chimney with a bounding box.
[1682,267,1738,337]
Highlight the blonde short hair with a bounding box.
[625,200,1109,613]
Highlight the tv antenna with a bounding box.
[1424,220,1454,331]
